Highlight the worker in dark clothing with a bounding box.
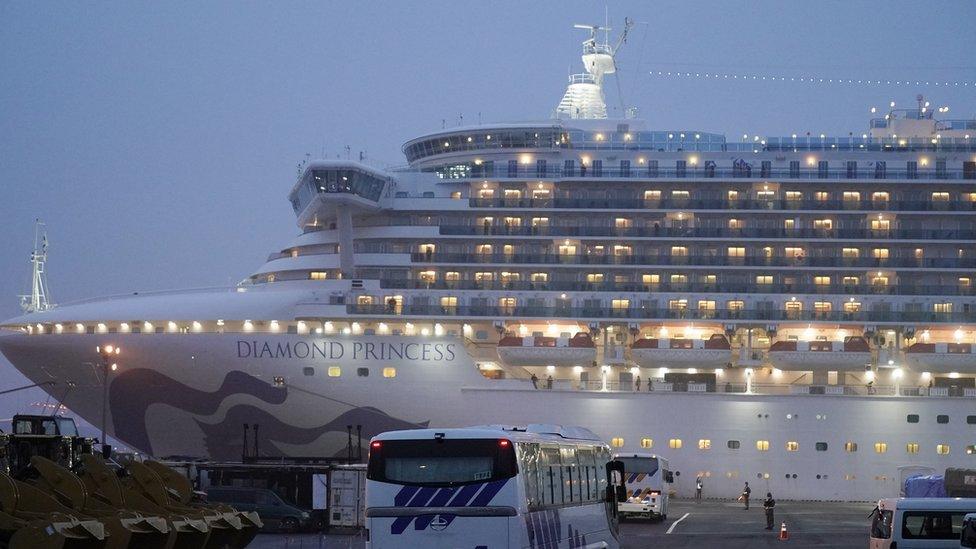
[695,476,703,502]
[546,375,553,390]
[763,492,776,529]
[530,373,539,389]
[635,376,641,392]
[741,482,751,510]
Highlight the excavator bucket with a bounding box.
[78,454,210,549]
[144,461,262,547]
[125,461,245,549]
[28,456,174,549]
[0,471,107,549]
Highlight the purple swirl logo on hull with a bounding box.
[110,369,427,459]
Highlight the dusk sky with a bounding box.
[1,1,974,422]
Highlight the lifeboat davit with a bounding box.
[496,333,596,367]
[630,334,731,368]
[905,342,974,373]
[767,336,871,370]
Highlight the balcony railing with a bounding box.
[411,252,976,269]
[378,279,976,297]
[469,197,976,212]
[345,304,976,323]
[463,166,974,181]
[439,225,976,241]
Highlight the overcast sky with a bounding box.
[1,1,974,421]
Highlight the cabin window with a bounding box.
[815,442,828,452]
[383,368,396,378]
[611,437,624,448]
[937,415,949,424]
[786,441,799,452]
[727,440,740,450]
[906,443,919,454]
[669,439,682,449]
[874,442,888,454]
[907,414,919,423]
[698,439,711,450]
[937,444,951,455]
[357,368,369,377]
[303,367,314,376]
[756,440,769,452]
[640,438,653,449]
[967,416,976,424]
[844,442,858,453]
[328,367,341,377]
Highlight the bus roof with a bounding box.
[371,425,605,444]
[878,498,976,511]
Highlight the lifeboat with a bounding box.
[630,334,731,368]
[496,332,596,367]
[768,336,871,370]
[905,342,974,373]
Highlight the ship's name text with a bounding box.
[236,340,457,362]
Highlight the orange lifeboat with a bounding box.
[905,342,974,373]
[768,336,871,371]
[496,332,596,367]
[630,334,731,368]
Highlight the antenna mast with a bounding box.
[21,220,53,313]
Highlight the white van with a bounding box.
[870,498,976,548]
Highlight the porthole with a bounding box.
[302,367,314,376]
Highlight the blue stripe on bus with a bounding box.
[441,479,509,529]
[393,485,420,507]
[469,479,508,507]
[390,487,438,534]
[412,487,458,530]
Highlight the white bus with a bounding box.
[613,453,672,520]
[365,425,627,549]
[870,497,976,548]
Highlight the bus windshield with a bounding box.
[368,439,517,487]
[616,457,659,475]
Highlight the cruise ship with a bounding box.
[2,25,976,502]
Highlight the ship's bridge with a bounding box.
[288,160,390,226]
[287,160,392,278]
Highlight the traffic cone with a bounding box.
[779,521,789,540]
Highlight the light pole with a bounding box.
[96,344,120,450]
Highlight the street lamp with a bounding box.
[96,345,120,450]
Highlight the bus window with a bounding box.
[517,442,541,509]
[540,446,561,505]
[902,511,966,540]
[366,439,517,487]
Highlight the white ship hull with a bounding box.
[2,329,972,502]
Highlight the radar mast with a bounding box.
[20,220,53,313]
[554,17,633,120]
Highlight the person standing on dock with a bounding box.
[740,482,751,510]
[763,492,776,529]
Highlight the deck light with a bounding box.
[547,365,556,372]
[950,372,960,379]
[573,366,583,374]
[420,327,430,336]
[342,327,351,335]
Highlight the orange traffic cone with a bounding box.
[779,521,789,541]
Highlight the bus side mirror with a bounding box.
[666,471,674,483]
[102,444,113,460]
[961,515,976,547]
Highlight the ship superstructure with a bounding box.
[2,25,976,502]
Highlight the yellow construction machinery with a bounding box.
[0,414,261,549]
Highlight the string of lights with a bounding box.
[649,69,975,88]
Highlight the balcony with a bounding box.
[469,196,976,212]
[460,166,974,181]
[378,278,976,297]
[439,224,976,241]
[409,252,976,270]
[344,304,976,323]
